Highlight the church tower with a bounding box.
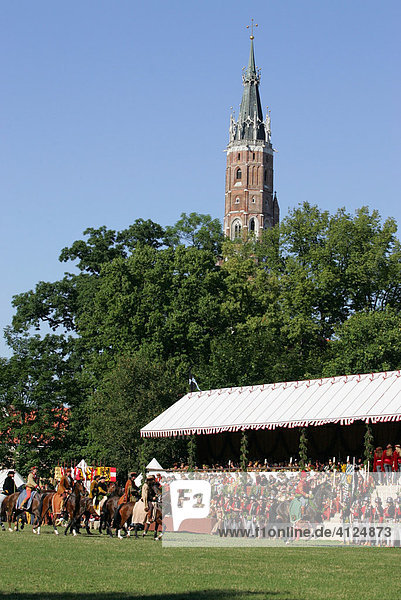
[224,34,279,239]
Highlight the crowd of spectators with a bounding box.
[169,458,364,473]
[168,445,401,480]
[161,467,401,546]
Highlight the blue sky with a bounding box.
[1,0,400,356]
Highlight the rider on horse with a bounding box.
[141,475,158,521]
[294,471,311,518]
[20,467,39,510]
[89,474,100,499]
[1,471,17,530]
[95,476,109,514]
[2,471,17,497]
[56,467,73,515]
[118,472,139,506]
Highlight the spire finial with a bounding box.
[246,18,258,40]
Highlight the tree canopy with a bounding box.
[2,205,401,475]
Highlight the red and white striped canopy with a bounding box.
[140,370,401,438]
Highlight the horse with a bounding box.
[142,484,163,540]
[99,484,124,536]
[113,501,138,539]
[36,480,88,536]
[129,494,163,541]
[62,480,93,536]
[36,491,62,535]
[143,500,163,541]
[1,490,48,533]
[276,480,334,542]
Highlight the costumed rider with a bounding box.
[118,472,139,506]
[20,466,39,509]
[1,470,17,531]
[56,467,73,515]
[89,474,100,502]
[294,471,311,517]
[126,472,140,503]
[142,474,157,521]
[95,475,108,515]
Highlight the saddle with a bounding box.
[16,490,37,511]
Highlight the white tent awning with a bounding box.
[140,370,401,438]
[146,458,164,471]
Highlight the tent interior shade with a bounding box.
[140,370,401,438]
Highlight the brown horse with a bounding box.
[36,491,57,535]
[129,497,162,540]
[63,481,96,536]
[142,484,163,540]
[99,484,124,537]
[143,503,163,540]
[35,481,89,536]
[112,501,138,539]
[1,491,47,533]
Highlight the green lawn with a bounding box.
[0,527,400,600]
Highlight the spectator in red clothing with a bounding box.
[373,446,383,484]
[382,444,394,483]
[393,444,401,483]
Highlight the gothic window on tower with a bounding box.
[236,168,242,180]
[237,153,240,160]
[249,218,256,233]
[251,196,256,203]
[231,219,242,240]
[235,197,240,204]
[264,169,267,182]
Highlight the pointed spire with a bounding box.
[237,37,265,142]
[245,38,257,81]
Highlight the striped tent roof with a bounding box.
[140,370,401,438]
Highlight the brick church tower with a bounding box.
[224,35,279,239]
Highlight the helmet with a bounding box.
[387,497,393,503]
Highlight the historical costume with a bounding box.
[0,470,16,530]
[89,475,100,500]
[393,444,401,482]
[295,472,310,504]
[96,476,109,513]
[55,467,73,515]
[118,472,138,506]
[2,471,17,496]
[373,446,383,483]
[141,475,157,521]
[382,445,394,483]
[20,467,38,509]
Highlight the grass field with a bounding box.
[0,527,400,600]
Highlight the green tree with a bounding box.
[0,332,85,476]
[323,309,401,376]
[364,423,375,467]
[299,428,308,468]
[164,212,223,254]
[187,435,197,471]
[240,431,249,471]
[87,354,186,472]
